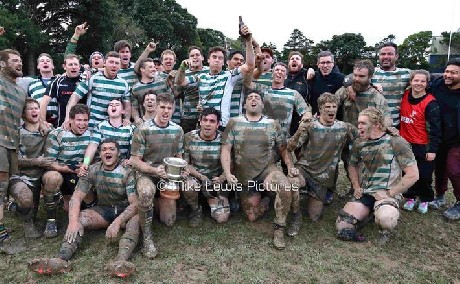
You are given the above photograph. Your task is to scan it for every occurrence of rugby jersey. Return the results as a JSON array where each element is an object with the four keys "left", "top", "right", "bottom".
[
  {"left": 28, "top": 76, "right": 57, "bottom": 122},
  {"left": 117, "top": 62, "right": 138, "bottom": 88},
  {"left": 253, "top": 83, "right": 310, "bottom": 135},
  {"left": 371, "top": 67, "right": 411, "bottom": 127},
  {"left": 290, "top": 120, "right": 357, "bottom": 188},
  {"left": 222, "top": 115, "right": 285, "bottom": 184},
  {"left": 131, "top": 119, "right": 183, "bottom": 167},
  {"left": 45, "top": 127, "right": 91, "bottom": 169},
  {"left": 184, "top": 130, "right": 222, "bottom": 179},
  {"left": 74, "top": 73, "right": 130, "bottom": 130},
  {"left": 90, "top": 120, "right": 135, "bottom": 160},
  {"left": 0, "top": 75, "right": 27, "bottom": 149},
  {"left": 131, "top": 78, "right": 171, "bottom": 118},
  {"left": 186, "top": 68, "right": 243, "bottom": 126},
  {"left": 349, "top": 134, "right": 416, "bottom": 194},
  {"left": 77, "top": 161, "right": 135, "bottom": 206}
]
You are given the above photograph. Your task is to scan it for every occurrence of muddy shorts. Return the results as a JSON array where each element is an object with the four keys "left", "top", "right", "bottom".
[{"left": 89, "top": 204, "right": 128, "bottom": 223}]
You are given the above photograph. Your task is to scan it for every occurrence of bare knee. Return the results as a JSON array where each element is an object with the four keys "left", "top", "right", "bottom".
[
  {"left": 11, "top": 182, "right": 34, "bottom": 209},
  {"left": 43, "top": 171, "right": 63, "bottom": 192},
  {"left": 137, "top": 182, "right": 155, "bottom": 209},
  {"left": 375, "top": 205, "right": 399, "bottom": 230}
]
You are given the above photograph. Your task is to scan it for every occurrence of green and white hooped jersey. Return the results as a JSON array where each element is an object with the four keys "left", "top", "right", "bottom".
[
  {"left": 371, "top": 67, "right": 411, "bottom": 127},
  {"left": 117, "top": 62, "right": 139, "bottom": 89},
  {"left": 74, "top": 73, "right": 130, "bottom": 130},
  {"left": 28, "top": 77, "right": 57, "bottom": 120},
  {"left": 131, "top": 78, "right": 172, "bottom": 118},
  {"left": 184, "top": 130, "right": 222, "bottom": 180},
  {"left": 90, "top": 120, "right": 135, "bottom": 160},
  {"left": 186, "top": 68, "right": 243, "bottom": 127},
  {"left": 45, "top": 127, "right": 91, "bottom": 169},
  {"left": 182, "top": 67, "right": 210, "bottom": 120}
]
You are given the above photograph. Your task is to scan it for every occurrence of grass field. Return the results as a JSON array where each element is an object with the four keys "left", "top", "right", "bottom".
[{"left": 1, "top": 170, "right": 459, "bottom": 283}]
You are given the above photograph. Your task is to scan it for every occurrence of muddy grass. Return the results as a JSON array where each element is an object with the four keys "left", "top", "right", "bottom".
[{"left": 1, "top": 170, "right": 459, "bottom": 283}]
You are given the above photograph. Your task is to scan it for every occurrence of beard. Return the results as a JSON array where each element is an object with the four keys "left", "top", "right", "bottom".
[
  {"left": 352, "top": 81, "right": 369, "bottom": 93},
  {"left": 3, "top": 65, "right": 23, "bottom": 78}
]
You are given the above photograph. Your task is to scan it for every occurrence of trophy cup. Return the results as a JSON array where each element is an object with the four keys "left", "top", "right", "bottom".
[{"left": 160, "top": 157, "right": 188, "bottom": 200}]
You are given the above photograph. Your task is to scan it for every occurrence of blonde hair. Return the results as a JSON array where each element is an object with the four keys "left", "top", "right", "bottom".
[{"left": 359, "top": 107, "right": 386, "bottom": 131}]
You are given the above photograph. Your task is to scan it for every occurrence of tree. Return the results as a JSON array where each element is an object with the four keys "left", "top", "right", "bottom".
[
  {"left": 440, "top": 31, "right": 460, "bottom": 53},
  {"left": 281, "top": 29, "right": 314, "bottom": 64},
  {"left": 325, "top": 33, "right": 367, "bottom": 74},
  {"left": 398, "top": 31, "right": 432, "bottom": 70},
  {"left": 197, "top": 28, "right": 226, "bottom": 56}
]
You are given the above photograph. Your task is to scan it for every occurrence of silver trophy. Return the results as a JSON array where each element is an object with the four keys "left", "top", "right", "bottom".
[{"left": 161, "top": 157, "right": 188, "bottom": 200}]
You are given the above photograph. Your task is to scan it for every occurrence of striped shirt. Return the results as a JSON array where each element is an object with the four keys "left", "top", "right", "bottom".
[
  {"left": 131, "top": 78, "right": 172, "bottom": 118},
  {"left": 117, "top": 62, "right": 138, "bottom": 88},
  {"left": 90, "top": 120, "right": 135, "bottom": 160},
  {"left": 46, "top": 75, "right": 82, "bottom": 127},
  {"left": 45, "top": 127, "right": 91, "bottom": 169},
  {"left": 131, "top": 120, "right": 183, "bottom": 167},
  {"left": 335, "top": 86, "right": 390, "bottom": 128},
  {"left": 17, "top": 125, "right": 50, "bottom": 178},
  {"left": 76, "top": 161, "right": 135, "bottom": 206},
  {"left": 371, "top": 67, "right": 411, "bottom": 127},
  {"left": 222, "top": 115, "right": 285, "bottom": 184},
  {"left": 349, "top": 134, "right": 416, "bottom": 194},
  {"left": 253, "top": 83, "right": 310, "bottom": 135},
  {"left": 181, "top": 67, "right": 209, "bottom": 120},
  {"left": 290, "top": 120, "right": 358, "bottom": 188},
  {"left": 0, "top": 75, "right": 27, "bottom": 149},
  {"left": 254, "top": 71, "right": 273, "bottom": 87},
  {"left": 184, "top": 130, "right": 222, "bottom": 179},
  {"left": 74, "top": 73, "right": 130, "bottom": 130},
  {"left": 186, "top": 68, "right": 243, "bottom": 126},
  {"left": 28, "top": 76, "right": 57, "bottom": 121},
  {"left": 230, "top": 78, "right": 243, "bottom": 118},
  {"left": 158, "top": 71, "right": 181, "bottom": 124}
]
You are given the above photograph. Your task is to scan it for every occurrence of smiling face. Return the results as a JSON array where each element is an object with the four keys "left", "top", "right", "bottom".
[
  {"left": 37, "top": 55, "right": 54, "bottom": 74},
  {"left": 199, "top": 113, "right": 219, "bottom": 140},
  {"left": 444, "top": 64, "right": 460, "bottom": 89},
  {"left": 63, "top": 57, "right": 81, "bottom": 78},
  {"left": 227, "top": 53, "right": 244, "bottom": 70},
  {"left": 272, "top": 64, "right": 287, "bottom": 86},
  {"left": 100, "top": 142, "right": 119, "bottom": 169},
  {"left": 378, "top": 46, "right": 398, "bottom": 71},
  {"left": 317, "top": 55, "right": 334, "bottom": 76},
  {"left": 410, "top": 73, "right": 428, "bottom": 94},
  {"left": 141, "top": 61, "right": 156, "bottom": 80},
  {"left": 319, "top": 102, "right": 338, "bottom": 125},
  {"left": 2, "top": 53, "right": 23, "bottom": 78},
  {"left": 162, "top": 53, "right": 176, "bottom": 72},
  {"left": 70, "top": 113, "right": 89, "bottom": 135}
]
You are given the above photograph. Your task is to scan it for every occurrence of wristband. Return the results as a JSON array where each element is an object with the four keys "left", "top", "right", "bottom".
[{"left": 83, "top": 156, "right": 91, "bottom": 166}]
